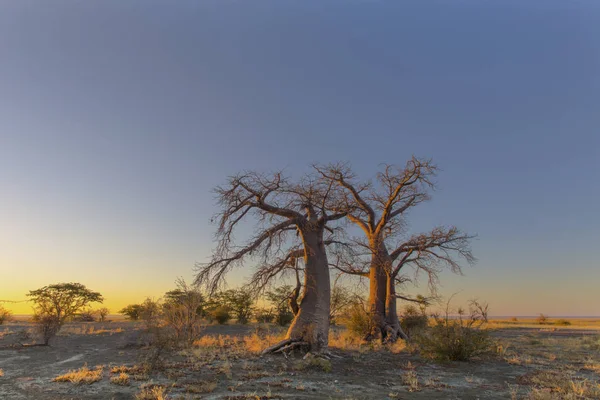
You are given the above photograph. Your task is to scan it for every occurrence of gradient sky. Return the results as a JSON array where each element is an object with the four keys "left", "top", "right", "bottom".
[{"left": 1, "top": 0, "right": 599, "bottom": 316}]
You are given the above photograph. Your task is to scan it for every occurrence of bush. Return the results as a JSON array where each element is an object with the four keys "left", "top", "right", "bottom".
[
  {"left": 555, "top": 319, "right": 571, "bottom": 326},
  {"left": 161, "top": 279, "right": 204, "bottom": 345},
  {"left": 415, "top": 300, "right": 493, "bottom": 362},
  {"left": 96, "top": 307, "right": 110, "bottom": 322},
  {"left": 536, "top": 313, "right": 548, "bottom": 324},
  {"left": 73, "top": 309, "right": 96, "bottom": 322},
  {"left": 0, "top": 305, "right": 12, "bottom": 325},
  {"left": 255, "top": 308, "right": 275, "bottom": 323},
  {"left": 120, "top": 304, "right": 144, "bottom": 321},
  {"left": 343, "top": 301, "right": 372, "bottom": 338},
  {"left": 265, "top": 285, "right": 297, "bottom": 326},
  {"left": 400, "top": 305, "right": 429, "bottom": 338},
  {"left": 211, "top": 306, "right": 231, "bottom": 325},
  {"left": 33, "top": 313, "right": 61, "bottom": 345},
  {"left": 274, "top": 308, "right": 294, "bottom": 326},
  {"left": 221, "top": 289, "right": 254, "bottom": 324}
]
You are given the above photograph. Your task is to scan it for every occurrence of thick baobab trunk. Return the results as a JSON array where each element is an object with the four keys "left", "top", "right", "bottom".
[
  {"left": 284, "top": 227, "right": 331, "bottom": 352},
  {"left": 384, "top": 274, "right": 408, "bottom": 342}
]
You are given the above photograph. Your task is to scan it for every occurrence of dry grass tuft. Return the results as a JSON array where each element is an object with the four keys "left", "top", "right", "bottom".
[
  {"left": 135, "top": 383, "right": 167, "bottom": 400},
  {"left": 110, "top": 372, "right": 130, "bottom": 386},
  {"left": 52, "top": 365, "right": 103, "bottom": 385},
  {"left": 518, "top": 369, "right": 600, "bottom": 399},
  {"left": 401, "top": 370, "right": 420, "bottom": 392},
  {"left": 185, "top": 380, "right": 218, "bottom": 393},
  {"left": 0, "top": 368, "right": 4, "bottom": 377}
]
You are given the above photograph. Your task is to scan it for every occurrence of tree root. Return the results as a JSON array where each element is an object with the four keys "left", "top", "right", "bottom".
[{"left": 261, "top": 338, "right": 299, "bottom": 356}]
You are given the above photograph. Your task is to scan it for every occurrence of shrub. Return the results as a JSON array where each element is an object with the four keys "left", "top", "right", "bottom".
[
  {"left": 96, "top": 307, "right": 110, "bottom": 322},
  {"left": 73, "top": 309, "right": 96, "bottom": 322},
  {"left": 265, "top": 285, "right": 297, "bottom": 326},
  {"left": 415, "top": 300, "right": 493, "bottom": 362},
  {"left": 555, "top": 319, "right": 571, "bottom": 326},
  {"left": 32, "top": 313, "right": 61, "bottom": 345},
  {"left": 162, "top": 279, "right": 204, "bottom": 345},
  {"left": 343, "top": 301, "right": 372, "bottom": 338},
  {"left": 139, "top": 298, "right": 162, "bottom": 330},
  {"left": 536, "top": 314, "right": 548, "bottom": 324},
  {"left": 400, "top": 305, "right": 429, "bottom": 338},
  {"left": 211, "top": 306, "right": 231, "bottom": 325},
  {"left": 0, "top": 305, "right": 12, "bottom": 325},
  {"left": 274, "top": 308, "right": 294, "bottom": 326},
  {"left": 222, "top": 288, "right": 254, "bottom": 324},
  {"left": 120, "top": 304, "right": 144, "bottom": 320},
  {"left": 297, "top": 356, "right": 332, "bottom": 372},
  {"left": 255, "top": 308, "right": 275, "bottom": 323}
]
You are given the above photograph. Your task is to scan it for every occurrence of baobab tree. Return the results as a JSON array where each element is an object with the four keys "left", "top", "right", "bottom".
[
  {"left": 317, "top": 157, "right": 475, "bottom": 342},
  {"left": 384, "top": 226, "right": 475, "bottom": 340},
  {"left": 195, "top": 171, "right": 348, "bottom": 352}
]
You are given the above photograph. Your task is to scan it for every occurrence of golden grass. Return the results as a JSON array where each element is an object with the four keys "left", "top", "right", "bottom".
[
  {"left": 135, "top": 384, "right": 167, "bottom": 400},
  {"left": 192, "top": 332, "right": 285, "bottom": 357},
  {"left": 485, "top": 318, "right": 600, "bottom": 330},
  {"left": 185, "top": 380, "right": 217, "bottom": 393},
  {"left": 110, "top": 372, "right": 130, "bottom": 386},
  {"left": 52, "top": 365, "right": 103, "bottom": 385},
  {"left": 0, "top": 368, "right": 4, "bottom": 377}
]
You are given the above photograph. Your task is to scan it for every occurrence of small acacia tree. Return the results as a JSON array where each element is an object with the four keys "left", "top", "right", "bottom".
[
  {"left": 120, "top": 304, "right": 144, "bottom": 320},
  {"left": 222, "top": 288, "right": 254, "bottom": 324},
  {"left": 95, "top": 307, "right": 110, "bottom": 322},
  {"left": 27, "top": 282, "right": 103, "bottom": 344},
  {"left": 27, "top": 283, "right": 104, "bottom": 324},
  {"left": 0, "top": 304, "right": 13, "bottom": 325},
  {"left": 162, "top": 279, "right": 205, "bottom": 344}
]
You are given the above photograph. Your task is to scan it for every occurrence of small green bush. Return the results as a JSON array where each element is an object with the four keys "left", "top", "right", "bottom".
[
  {"left": 211, "top": 306, "right": 231, "bottom": 325},
  {"left": 400, "top": 305, "right": 429, "bottom": 338},
  {"left": 297, "top": 357, "right": 332, "bottom": 372},
  {"left": 415, "top": 300, "right": 493, "bottom": 362},
  {"left": 274, "top": 308, "right": 294, "bottom": 326},
  {"left": 255, "top": 308, "right": 275, "bottom": 323},
  {"left": 33, "top": 313, "right": 61, "bottom": 345},
  {"left": 343, "top": 302, "right": 371, "bottom": 338},
  {"left": 73, "top": 309, "right": 96, "bottom": 322},
  {"left": 0, "top": 306, "right": 12, "bottom": 325},
  {"left": 554, "top": 319, "right": 571, "bottom": 326}
]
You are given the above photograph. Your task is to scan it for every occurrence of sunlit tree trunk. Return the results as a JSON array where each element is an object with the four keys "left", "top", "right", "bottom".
[{"left": 285, "top": 224, "right": 330, "bottom": 351}]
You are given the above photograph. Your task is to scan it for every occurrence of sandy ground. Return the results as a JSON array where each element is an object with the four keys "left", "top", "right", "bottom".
[{"left": 1, "top": 321, "right": 599, "bottom": 399}]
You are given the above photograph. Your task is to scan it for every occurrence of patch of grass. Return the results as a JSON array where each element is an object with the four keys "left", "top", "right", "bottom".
[
  {"left": 110, "top": 372, "right": 130, "bottom": 386},
  {"left": 401, "top": 370, "right": 420, "bottom": 392},
  {"left": 296, "top": 356, "right": 332, "bottom": 373},
  {"left": 185, "top": 380, "right": 218, "bottom": 393},
  {"left": 554, "top": 319, "right": 571, "bottom": 326},
  {"left": 52, "top": 365, "right": 103, "bottom": 385},
  {"left": 135, "top": 383, "right": 167, "bottom": 400},
  {"left": 518, "top": 369, "right": 600, "bottom": 399},
  {"left": 416, "top": 318, "right": 493, "bottom": 362}
]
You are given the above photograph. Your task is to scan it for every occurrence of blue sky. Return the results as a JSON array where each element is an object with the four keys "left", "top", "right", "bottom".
[{"left": 1, "top": 0, "right": 599, "bottom": 315}]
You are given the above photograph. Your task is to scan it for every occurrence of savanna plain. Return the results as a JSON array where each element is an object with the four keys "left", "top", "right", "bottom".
[{"left": 1, "top": 315, "right": 599, "bottom": 400}]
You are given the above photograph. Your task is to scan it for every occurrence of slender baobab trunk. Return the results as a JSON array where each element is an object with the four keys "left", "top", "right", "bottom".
[
  {"left": 367, "top": 241, "right": 408, "bottom": 342},
  {"left": 285, "top": 225, "right": 331, "bottom": 351},
  {"left": 385, "top": 273, "right": 408, "bottom": 341}
]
